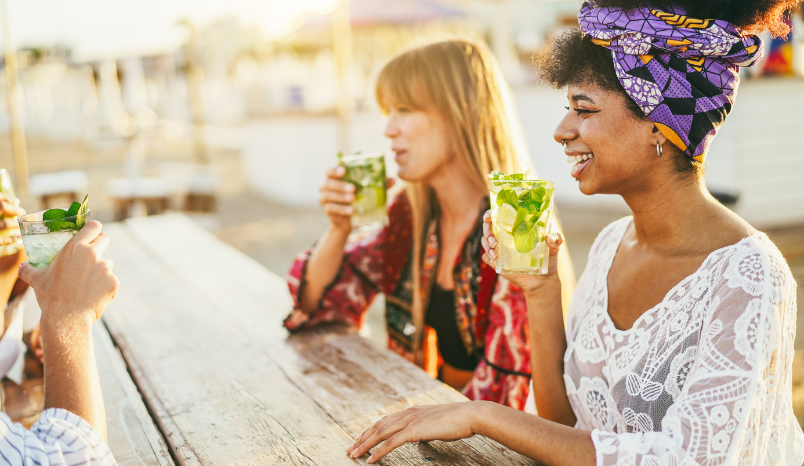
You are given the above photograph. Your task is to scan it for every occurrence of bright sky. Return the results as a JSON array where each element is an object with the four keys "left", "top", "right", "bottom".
[{"left": 3, "top": 0, "right": 340, "bottom": 61}]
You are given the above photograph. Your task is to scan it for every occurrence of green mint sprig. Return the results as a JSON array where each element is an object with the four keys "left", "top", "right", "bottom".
[
  {"left": 489, "top": 171, "right": 554, "bottom": 253},
  {"left": 43, "top": 195, "right": 89, "bottom": 232}
]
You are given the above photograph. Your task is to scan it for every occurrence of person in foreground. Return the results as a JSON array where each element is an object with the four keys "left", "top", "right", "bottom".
[
  {"left": 346, "top": 0, "right": 804, "bottom": 464},
  {"left": 1, "top": 220, "right": 119, "bottom": 465},
  {"left": 284, "top": 37, "right": 574, "bottom": 408}
]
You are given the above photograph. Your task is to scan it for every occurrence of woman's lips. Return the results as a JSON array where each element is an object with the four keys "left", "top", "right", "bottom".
[
  {"left": 394, "top": 150, "right": 407, "bottom": 161},
  {"left": 570, "top": 157, "right": 593, "bottom": 179}
]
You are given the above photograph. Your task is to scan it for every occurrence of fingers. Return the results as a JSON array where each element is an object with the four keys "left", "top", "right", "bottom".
[
  {"left": 387, "top": 178, "right": 396, "bottom": 189},
  {"left": 0, "top": 218, "right": 18, "bottom": 229},
  {"left": 367, "top": 429, "right": 411, "bottom": 463},
  {"left": 320, "top": 177, "right": 355, "bottom": 194},
  {"left": 73, "top": 221, "right": 103, "bottom": 244},
  {"left": 323, "top": 203, "right": 353, "bottom": 217},
  {"left": 546, "top": 232, "right": 564, "bottom": 273},
  {"left": 350, "top": 417, "right": 410, "bottom": 461},
  {"left": 0, "top": 195, "right": 22, "bottom": 218},
  {"left": 89, "top": 232, "right": 110, "bottom": 254},
  {"left": 348, "top": 410, "right": 409, "bottom": 457},
  {"left": 18, "top": 262, "right": 44, "bottom": 287},
  {"left": 325, "top": 165, "right": 347, "bottom": 180},
  {"left": 319, "top": 189, "right": 354, "bottom": 205}
]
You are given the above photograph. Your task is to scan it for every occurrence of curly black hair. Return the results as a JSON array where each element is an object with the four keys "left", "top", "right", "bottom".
[{"left": 533, "top": 0, "right": 801, "bottom": 175}]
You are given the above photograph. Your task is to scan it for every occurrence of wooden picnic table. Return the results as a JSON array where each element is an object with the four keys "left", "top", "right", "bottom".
[{"left": 97, "top": 213, "right": 540, "bottom": 465}]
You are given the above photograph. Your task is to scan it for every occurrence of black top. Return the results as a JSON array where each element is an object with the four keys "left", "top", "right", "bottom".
[{"left": 425, "top": 284, "right": 480, "bottom": 372}]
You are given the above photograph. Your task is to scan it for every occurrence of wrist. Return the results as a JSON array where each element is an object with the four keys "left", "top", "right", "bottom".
[
  {"left": 521, "top": 274, "right": 561, "bottom": 298},
  {"left": 330, "top": 222, "right": 352, "bottom": 237},
  {"left": 469, "top": 401, "right": 496, "bottom": 437},
  {"left": 41, "top": 310, "right": 94, "bottom": 336}
]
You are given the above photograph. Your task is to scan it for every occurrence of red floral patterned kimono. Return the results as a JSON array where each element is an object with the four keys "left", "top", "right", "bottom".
[{"left": 284, "top": 193, "right": 532, "bottom": 410}]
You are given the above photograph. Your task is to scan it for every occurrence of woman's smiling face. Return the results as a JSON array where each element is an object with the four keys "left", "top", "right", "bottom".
[{"left": 553, "top": 83, "right": 663, "bottom": 196}]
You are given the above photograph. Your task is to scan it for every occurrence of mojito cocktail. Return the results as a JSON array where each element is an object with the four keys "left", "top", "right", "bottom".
[
  {"left": 19, "top": 196, "right": 90, "bottom": 268},
  {"left": 0, "top": 169, "right": 22, "bottom": 256},
  {"left": 339, "top": 152, "right": 387, "bottom": 228},
  {"left": 488, "top": 172, "right": 554, "bottom": 275}
]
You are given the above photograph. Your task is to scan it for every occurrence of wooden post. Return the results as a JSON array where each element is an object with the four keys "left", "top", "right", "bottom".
[
  {"left": 0, "top": 0, "right": 28, "bottom": 194},
  {"left": 331, "top": 0, "right": 353, "bottom": 154},
  {"left": 183, "top": 21, "right": 208, "bottom": 165}
]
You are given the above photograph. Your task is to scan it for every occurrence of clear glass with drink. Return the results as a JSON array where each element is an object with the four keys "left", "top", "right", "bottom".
[
  {"left": 19, "top": 196, "right": 90, "bottom": 268},
  {"left": 488, "top": 172, "right": 555, "bottom": 275},
  {"left": 338, "top": 152, "right": 388, "bottom": 229},
  {"left": 0, "top": 169, "right": 23, "bottom": 256}
]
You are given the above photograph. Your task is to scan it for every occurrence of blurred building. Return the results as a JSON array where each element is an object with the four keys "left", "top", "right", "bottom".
[{"left": 0, "top": 0, "right": 802, "bottom": 228}]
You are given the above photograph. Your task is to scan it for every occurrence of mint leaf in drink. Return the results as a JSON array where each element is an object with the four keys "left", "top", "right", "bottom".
[
  {"left": 47, "top": 220, "right": 77, "bottom": 232},
  {"left": 496, "top": 188, "right": 518, "bottom": 209},
  {"left": 43, "top": 209, "right": 68, "bottom": 221},
  {"left": 75, "top": 195, "right": 89, "bottom": 229},
  {"left": 488, "top": 170, "right": 506, "bottom": 181},
  {"left": 510, "top": 173, "right": 524, "bottom": 181},
  {"left": 512, "top": 217, "right": 545, "bottom": 253},
  {"left": 67, "top": 201, "right": 81, "bottom": 217}
]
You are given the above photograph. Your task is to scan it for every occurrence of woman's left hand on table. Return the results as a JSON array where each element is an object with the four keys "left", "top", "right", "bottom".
[{"left": 346, "top": 402, "right": 478, "bottom": 463}]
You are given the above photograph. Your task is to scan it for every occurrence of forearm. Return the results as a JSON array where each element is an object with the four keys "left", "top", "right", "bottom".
[
  {"left": 300, "top": 225, "right": 351, "bottom": 311},
  {"left": 526, "top": 278, "right": 575, "bottom": 425},
  {"left": 41, "top": 315, "right": 107, "bottom": 441},
  {"left": 473, "top": 401, "right": 595, "bottom": 466}
]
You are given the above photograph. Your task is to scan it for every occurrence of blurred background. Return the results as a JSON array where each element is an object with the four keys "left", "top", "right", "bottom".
[{"left": 0, "top": 0, "right": 801, "bottom": 423}]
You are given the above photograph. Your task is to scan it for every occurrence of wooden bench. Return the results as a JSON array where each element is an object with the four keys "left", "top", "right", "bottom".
[{"left": 95, "top": 213, "right": 539, "bottom": 465}]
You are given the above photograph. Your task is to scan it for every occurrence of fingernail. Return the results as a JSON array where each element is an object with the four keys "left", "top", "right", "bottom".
[
  {"left": 367, "top": 455, "right": 375, "bottom": 463},
  {"left": 18, "top": 262, "right": 22, "bottom": 268}
]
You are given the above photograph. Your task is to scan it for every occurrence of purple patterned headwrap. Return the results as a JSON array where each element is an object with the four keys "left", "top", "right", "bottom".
[{"left": 578, "top": 2, "right": 764, "bottom": 160}]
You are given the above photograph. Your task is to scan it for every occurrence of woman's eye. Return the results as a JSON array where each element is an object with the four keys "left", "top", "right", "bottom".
[{"left": 564, "top": 106, "right": 595, "bottom": 115}]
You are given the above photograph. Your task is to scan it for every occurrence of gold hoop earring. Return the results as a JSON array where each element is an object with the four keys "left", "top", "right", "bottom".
[{"left": 656, "top": 142, "right": 663, "bottom": 158}]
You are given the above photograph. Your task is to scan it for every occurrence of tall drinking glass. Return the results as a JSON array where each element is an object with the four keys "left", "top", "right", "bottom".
[
  {"left": 338, "top": 152, "right": 387, "bottom": 229},
  {"left": 489, "top": 179, "right": 555, "bottom": 275},
  {"left": 0, "top": 169, "right": 23, "bottom": 256},
  {"left": 18, "top": 208, "right": 91, "bottom": 268}
]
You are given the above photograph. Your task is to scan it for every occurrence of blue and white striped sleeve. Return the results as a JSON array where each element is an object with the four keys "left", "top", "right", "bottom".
[{"left": 0, "top": 408, "right": 116, "bottom": 465}]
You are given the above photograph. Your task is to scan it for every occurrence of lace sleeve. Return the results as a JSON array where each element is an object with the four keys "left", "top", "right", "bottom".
[{"left": 591, "top": 240, "right": 804, "bottom": 466}]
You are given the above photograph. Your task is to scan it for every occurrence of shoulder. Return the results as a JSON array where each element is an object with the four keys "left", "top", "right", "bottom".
[{"left": 717, "top": 233, "right": 795, "bottom": 305}]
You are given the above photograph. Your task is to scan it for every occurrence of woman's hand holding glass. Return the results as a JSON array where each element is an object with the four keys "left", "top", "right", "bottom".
[
  {"left": 480, "top": 210, "right": 564, "bottom": 294},
  {"left": 319, "top": 166, "right": 356, "bottom": 232}
]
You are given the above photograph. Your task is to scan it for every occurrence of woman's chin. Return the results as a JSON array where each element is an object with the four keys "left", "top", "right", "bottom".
[{"left": 577, "top": 177, "right": 597, "bottom": 196}]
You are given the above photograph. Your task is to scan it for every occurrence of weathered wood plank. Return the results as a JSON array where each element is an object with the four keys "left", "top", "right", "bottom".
[
  {"left": 94, "top": 323, "right": 174, "bottom": 466},
  {"left": 121, "top": 214, "right": 539, "bottom": 465},
  {"left": 102, "top": 223, "right": 362, "bottom": 466}
]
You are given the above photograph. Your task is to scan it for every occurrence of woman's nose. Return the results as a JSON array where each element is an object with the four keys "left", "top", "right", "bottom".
[
  {"left": 384, "top": 114, "right": 400, "bottom": 138},
  {"left": 553, "top": 110, "right": 577, "bottom": 145}
]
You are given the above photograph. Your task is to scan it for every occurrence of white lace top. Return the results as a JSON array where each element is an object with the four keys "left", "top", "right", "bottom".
[{"left": 564, "top": 217, "right": 804, "bottom": 466}]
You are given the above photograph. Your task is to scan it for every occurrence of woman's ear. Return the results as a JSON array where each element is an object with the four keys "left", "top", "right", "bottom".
[{"left": 651, "top": 124, "right": 668, "bottom": 148}]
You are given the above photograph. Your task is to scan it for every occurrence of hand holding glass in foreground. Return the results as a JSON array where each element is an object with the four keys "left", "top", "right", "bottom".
[
  {"left": 18, "top": 220, "right": 119, "bottom": 440},
  {"left": 481, "top": 210, "right": 564, "bottom": 295}
]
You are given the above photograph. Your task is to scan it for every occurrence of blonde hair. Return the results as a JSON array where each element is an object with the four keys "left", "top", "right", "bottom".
[{"left": 375, "top": 37, "right": 531, "bottom": 347}]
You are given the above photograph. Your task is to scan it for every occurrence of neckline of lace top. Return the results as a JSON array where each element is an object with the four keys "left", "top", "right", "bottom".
[{"left": 598, "top": 217, "right": 767, "bottom": 335}]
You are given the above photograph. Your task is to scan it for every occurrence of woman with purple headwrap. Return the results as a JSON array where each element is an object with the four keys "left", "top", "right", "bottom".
[{"left": 346, "top": 1, "right": 804, "bottom": 465}]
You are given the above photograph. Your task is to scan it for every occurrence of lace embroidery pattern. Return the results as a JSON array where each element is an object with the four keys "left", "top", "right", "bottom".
[{"left": 564, "top": 217, "right": 804, "bottom": 465}]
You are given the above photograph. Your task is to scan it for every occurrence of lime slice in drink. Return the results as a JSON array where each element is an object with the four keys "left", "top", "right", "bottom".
[{"left": 497, "top": 203, "right": 517, "bottom": 227}]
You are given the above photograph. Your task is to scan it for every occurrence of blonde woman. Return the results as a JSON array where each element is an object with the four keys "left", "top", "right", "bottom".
[{"left": 284, "top": 37, "right": 573, "bottom": 409}]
